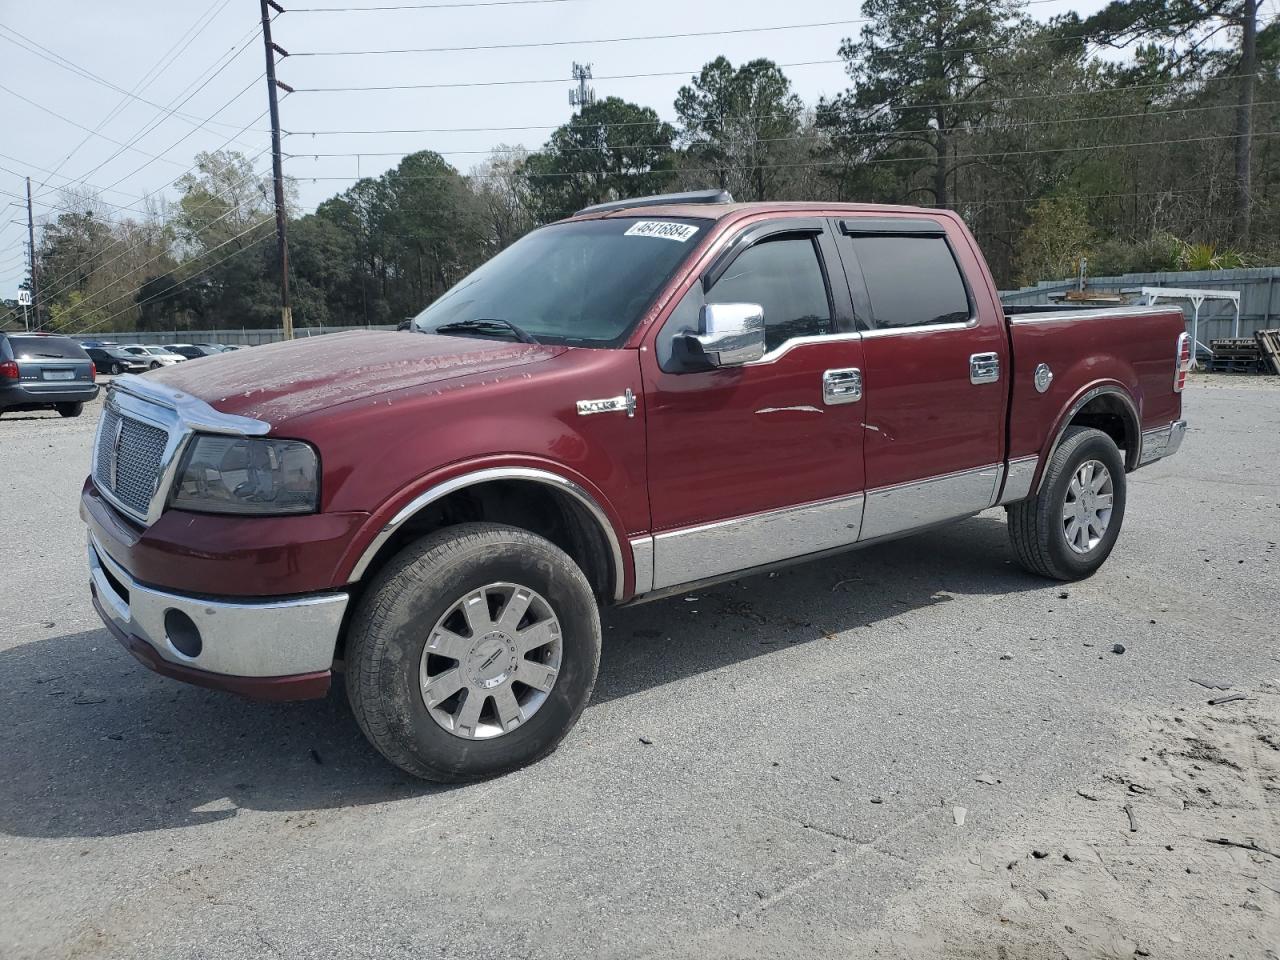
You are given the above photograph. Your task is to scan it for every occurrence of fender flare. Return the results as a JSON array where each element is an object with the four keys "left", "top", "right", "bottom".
[
  {"left": 345, "top": 466, "right": 629, "bottom": 601},
  {"left": 1035, "top": 383, "right": 1141, "bottom": 493}
]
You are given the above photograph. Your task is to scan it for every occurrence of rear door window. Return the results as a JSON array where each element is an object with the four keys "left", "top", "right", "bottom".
[
  {"left": 8, "top": 336, "right": 89, "bottom": 360},
  {"left": 848, "top": 235, "right": 970, "bottom": 330}
]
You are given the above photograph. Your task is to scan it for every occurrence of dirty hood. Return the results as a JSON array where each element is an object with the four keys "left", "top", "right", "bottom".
[{"left": 144, "top": 330, "right": 564, "bottom": 425}]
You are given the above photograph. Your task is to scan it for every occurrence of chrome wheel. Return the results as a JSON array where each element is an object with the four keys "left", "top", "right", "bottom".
[
  {"left": 1062, "top": 459, "right": 1114, "bottom": 554},
  {"left": 419, "top": 582, "right": 563, "bottom": 740}
]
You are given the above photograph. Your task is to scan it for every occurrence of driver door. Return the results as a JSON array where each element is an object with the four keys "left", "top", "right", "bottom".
[{"left": 638, "top": 218, "right": 866, "bottom": 592}]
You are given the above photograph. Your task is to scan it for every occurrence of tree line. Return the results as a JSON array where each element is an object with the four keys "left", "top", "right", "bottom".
[{"left": 7, "top": 0, "right": 1277, "bottom": 335}]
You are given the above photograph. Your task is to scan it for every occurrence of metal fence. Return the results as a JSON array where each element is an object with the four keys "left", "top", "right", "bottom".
[
  {"left": 71, "top": 324, "right": 397, "bottom": 347},
  {"left": 1001, "top": 267, "right": 1280, "bottom": 342}
]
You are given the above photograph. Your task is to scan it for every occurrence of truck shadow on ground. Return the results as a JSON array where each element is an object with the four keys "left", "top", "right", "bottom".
[{"left": 0, "top": 513, "right": 1043, "bottom": 840}]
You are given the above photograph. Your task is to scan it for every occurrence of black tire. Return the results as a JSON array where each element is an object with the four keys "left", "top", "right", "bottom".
[
  {"left": 110, "top": 362, "right": 123, "bottom": 375},
  {"left": 345, "top": 522, "right": 601, "bottom": 782},
  {"left": 1007, "top": 426, "right": 1127, "bottom": 581},
  {"left": 149, "top": 361, "right": 161, "bottom": 370},
  {"left": 56, "top": 402, "right": 84, "bottom": 418}
]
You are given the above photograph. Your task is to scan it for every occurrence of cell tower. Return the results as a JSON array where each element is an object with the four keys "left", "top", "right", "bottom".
[{"left": 569, "top": 62, "right": 596, "bottom": 112}]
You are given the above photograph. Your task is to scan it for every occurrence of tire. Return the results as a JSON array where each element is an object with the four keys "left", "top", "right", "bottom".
[
  {"left": 56, "top": 403, "right": 84, "bottom": 418},
  {"left": 110, "top": 363, "right": 123, "bottom": 375},
  {"left": 345, "top": 522, "right": 601, "bottom": 782},
  {"left": 149, "top": 361, "right": 161, "bottom": 370},
  {"left": 1007, "top": 426, "right": 1127, "bottom": 581}
]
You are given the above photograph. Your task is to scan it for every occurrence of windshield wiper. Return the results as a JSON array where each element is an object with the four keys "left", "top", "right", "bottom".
[{"left": 432, "top": 318, "right": 540, "bottom": 345}]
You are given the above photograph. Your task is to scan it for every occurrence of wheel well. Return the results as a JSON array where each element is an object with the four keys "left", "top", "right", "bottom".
[
  {"left": 1066, "top": 393, "right": 1138, "bottom": 468},
  {"left": 350, "top": 478, "right": 615, "bottom": 610}
]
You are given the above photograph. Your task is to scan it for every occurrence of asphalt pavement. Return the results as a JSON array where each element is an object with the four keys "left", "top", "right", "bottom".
[{"left": 0, "top": 378, "right": 1276, "bottom": 959}]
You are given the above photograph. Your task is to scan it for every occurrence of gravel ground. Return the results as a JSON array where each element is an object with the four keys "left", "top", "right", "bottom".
[{"left": 0, "top": 378, "right": 1277, "bottom": 960}]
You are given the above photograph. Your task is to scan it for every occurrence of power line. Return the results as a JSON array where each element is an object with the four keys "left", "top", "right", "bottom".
[
  {"left": 0, "top": 24, "right": 269, "bottom": 138},
  {"left": 33, "top": 0, "right": 235, "bottom": 196},
  {"left": 49, "top": 227, "right": 276, "bottom": 338},
  {"left": 282, "top": 98, "right": 1280, "bottom": 161},
  {"left": 287, "top": 71, "right": 1262, "bottom": 130},
  {"left": 291, "top": 17, "right": 871, "bottom": 56},
  {"left": 292, "top": 0, "right": 580, "bottom": 8},
  {"left": 45, "top": 216, "right": 274, "bottom": 333},
  {"left": 290, "top": 129, "right": 1280, "bottom": 182}
]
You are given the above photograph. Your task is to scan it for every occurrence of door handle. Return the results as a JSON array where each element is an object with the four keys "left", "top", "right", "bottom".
[
  {"left": 822, "top": 367, "right": 863, "bottom": 405},
  {"left": 970, "top": 352, "right": 1000, "bottom": 385}
]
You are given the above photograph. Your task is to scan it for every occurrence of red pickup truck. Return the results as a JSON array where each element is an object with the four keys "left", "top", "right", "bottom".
[{"left": 82, "top": 192, "right": 1190, "bottom": 781}]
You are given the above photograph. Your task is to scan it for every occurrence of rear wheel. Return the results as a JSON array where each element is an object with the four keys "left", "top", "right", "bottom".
[
  {"left": 345, "top": 522, "right": 601, "bottom": 781},
  {"left": 110, "top": 362, "right": 123, "bottom": 375},
  {"left": 149, "top": 361, "right": 161, "bottom": 370},
  {"left": 56, "top": 402, "right": 84, "bottom": 418},
  {"left": 1007, "top": 426, "right": 1127, "bottom": 581}
]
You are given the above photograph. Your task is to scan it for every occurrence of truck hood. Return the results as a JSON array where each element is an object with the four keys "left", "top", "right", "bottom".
[{"left": 144, "top": 331, "right": 564, "bottom": 426}]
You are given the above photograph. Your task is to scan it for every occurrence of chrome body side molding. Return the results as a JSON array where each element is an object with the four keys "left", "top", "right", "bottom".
[
  {"left": 629, "top": 536, "right": 655, "bottom": 595},
  {"left": 647, "top": 492, "right": 866, "bottom": 592},
  {"left": 1006, "top": 306, "right": 1176, "bottom": 325},
  {"left": 1138, "top": 420, "right": 1188, "bottom": 466},
  {"left": 858, "top": 463, "right": 1003, "bottom": 541},
  {"left": 348, "top": 467, "right": 627, "bottom": 601},
  {"left": 997, "top": 455, "right": 1039, "bottom": 505}
]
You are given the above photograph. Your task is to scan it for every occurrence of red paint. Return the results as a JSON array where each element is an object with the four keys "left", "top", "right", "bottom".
[
  {"left": 93, "top": 591, "right": 331, "bottom": 701},
  {"left": 84, "top": 201, "right": 1184, "bottom": 628}
]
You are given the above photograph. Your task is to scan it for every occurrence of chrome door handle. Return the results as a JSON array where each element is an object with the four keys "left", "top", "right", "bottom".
[
  {"left": 970, "top": 352, "right": 1000, "bottom": 385},
  {"left": 822, "top": 367, "right": 863, "bottom": 405}
]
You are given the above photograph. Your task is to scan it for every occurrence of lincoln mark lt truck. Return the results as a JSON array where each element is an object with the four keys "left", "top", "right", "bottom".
[{"left": 82, "top": 191, "right": 1190, "bottom": 781}]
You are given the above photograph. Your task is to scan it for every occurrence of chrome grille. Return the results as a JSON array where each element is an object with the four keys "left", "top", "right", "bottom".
[{"left": 94, "top": 403, "right": 170, "bottom": 517}]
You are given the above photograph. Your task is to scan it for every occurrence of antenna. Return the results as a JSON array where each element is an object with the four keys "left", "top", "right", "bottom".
[{"left": 569, "top": 62, "right": 596, "bottom": 111}]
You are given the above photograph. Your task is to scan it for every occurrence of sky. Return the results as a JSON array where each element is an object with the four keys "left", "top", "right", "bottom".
[{"left": 0, "top": 0, "right": 1117, "bottom": 299}]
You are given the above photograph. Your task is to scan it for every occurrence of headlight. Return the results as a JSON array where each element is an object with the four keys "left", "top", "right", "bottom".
[{"left": 171, "top": 435, "right": 319, "bottom": 515}]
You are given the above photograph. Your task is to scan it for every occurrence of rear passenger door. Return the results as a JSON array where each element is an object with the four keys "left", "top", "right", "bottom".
[
  {"left": 641, "top": 218, "right": 866, "bottom": 591},
  {"left": 830, "top": 217, "right": 1008, "bottom": 541}
]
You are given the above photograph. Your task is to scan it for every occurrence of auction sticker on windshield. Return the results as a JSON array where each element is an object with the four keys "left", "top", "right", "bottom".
[{"left": 623, "top": 221, "right": 700, "bottom": 242}]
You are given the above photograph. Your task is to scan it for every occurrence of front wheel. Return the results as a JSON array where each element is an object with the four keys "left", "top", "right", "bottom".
[
  {"left": 1006, "top": 426, "right": 1127, "bottom": 581},
  {"left": 345, "top": 523, "right": 601, "bottom": 781},
  {"left": 149, "top": 361, "right": 161, "bottom": 370}
]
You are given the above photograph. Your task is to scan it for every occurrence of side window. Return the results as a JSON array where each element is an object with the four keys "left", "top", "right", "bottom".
[
  {"left": 849, "top": 235, "right": 970, "bottom": 330},
  {"left": 709, "top": 235, "right": 833, "bottom": 351}
]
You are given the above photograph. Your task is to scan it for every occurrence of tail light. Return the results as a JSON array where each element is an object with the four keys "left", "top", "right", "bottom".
[
  {"left": 1174, "top": 332, "right": 1191, "bottom": 392},
  {"left": 0, "top": 360, "right": 18, "bottom": 381}
]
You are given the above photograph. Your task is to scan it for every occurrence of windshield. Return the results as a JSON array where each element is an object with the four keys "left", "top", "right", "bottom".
[
  {"left": 413, "top": 217, "right": 708, "bottom": 347},
  {"left": 144, "top": 346, "right": 167, "bottom": 355}
]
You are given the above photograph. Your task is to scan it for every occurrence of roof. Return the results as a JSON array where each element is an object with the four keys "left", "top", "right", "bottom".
[{"left": 568, "top": 200, "right": 953, "bottom": 223}]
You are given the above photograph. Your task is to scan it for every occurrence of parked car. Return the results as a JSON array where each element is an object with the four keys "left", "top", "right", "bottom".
[
  {"left": 121, "top": 344, "right": 186, "bottom": 369},
  {"left": 84, "top": 347, "right": 150, "bottom": 377},
  {"left": 163, "top": 344, "right": 221, "bottom": 360},
  {"left": 81, "top": 191, "right": 1190, "bottom": 782},
  {"left": 0, "top": 332, "right": 99, "bottom": 417}
]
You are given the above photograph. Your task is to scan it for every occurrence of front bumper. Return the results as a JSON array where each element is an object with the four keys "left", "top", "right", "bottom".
[
  {"left": 88, "top": 534, "right": 349, "bottom": 701},
  {"left": 1138, "top": 419, "right": 1188, "bottom": 467}
]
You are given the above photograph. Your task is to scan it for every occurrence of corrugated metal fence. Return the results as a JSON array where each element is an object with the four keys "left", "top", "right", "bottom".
[
  {"left": 1001, "top": 267, "right": 1280, "bottom": 342},
  {"left": 77, "top": 324, "right": 397, "bottom": 347}
]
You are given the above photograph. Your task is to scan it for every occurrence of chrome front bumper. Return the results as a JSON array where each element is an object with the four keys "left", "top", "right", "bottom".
[
  {"left": 1138, "top": 419, "right": 1188, "bottom": 467},
  {"left": 88, "top": 535, "right": 349, "bottom": 679}
]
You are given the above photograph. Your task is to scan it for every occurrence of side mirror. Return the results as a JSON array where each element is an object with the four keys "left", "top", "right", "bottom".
[{"left": 686, "top": 302, "right": 766, "bottom": 367}]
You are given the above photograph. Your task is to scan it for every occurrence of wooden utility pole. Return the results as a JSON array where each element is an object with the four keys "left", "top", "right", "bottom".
[
  {"left": 260, "top": 0, "right": 294, "bottom": 339},
  {"left": 25, "top": 177, "right": 40, "bottom": 330},
  {"left": 1235, "top": 0, "right": 1258, "bottom": 243}
]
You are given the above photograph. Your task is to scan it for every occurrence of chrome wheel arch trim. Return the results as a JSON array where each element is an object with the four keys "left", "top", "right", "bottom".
[
  {"left": 347, "top": 467, "right": 628, "bottom": 601},
  {"left": 1036, "top": 384, "right": 1141, "bottom": 492}
]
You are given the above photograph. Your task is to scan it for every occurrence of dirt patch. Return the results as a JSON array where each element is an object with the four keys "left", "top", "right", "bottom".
[{"left": 852, "top": 691, "right": 1280, "bottom": 958}]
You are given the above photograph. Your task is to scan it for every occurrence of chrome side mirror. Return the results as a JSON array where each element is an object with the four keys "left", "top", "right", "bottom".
[{"left": 692, "top": 302, "right": 766, "bottom": 367}]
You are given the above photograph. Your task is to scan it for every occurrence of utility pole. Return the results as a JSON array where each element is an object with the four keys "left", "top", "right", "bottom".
[
  {"left": 25, "top": 177, "right": 40, "bottom": 331},
  {"left": 260, "top": 0, "right": 294, "bottom": 339},
  {"left": 1234, "top": 0, "right": 1258, "bottom": 244}
]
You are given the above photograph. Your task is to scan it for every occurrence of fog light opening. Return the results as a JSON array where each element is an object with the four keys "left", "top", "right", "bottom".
[{"left": 164, "top": 609, "right": 203, "bottom": 658}]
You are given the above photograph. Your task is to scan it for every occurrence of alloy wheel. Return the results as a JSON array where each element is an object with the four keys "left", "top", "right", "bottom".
[
  {"left": 1062, "top": 459, "right": 1114, "bottom": 554},
  {"left": 419, "top": 582, "right": 563, "bottom": 740}
]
